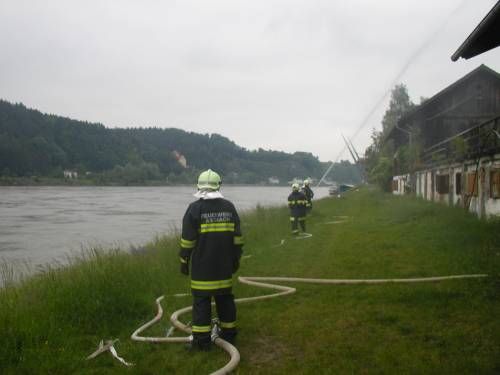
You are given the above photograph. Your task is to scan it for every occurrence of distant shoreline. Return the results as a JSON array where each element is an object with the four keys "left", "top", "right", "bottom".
[{"left": 0, "top": 177, "right": 295, "bottom": 188}]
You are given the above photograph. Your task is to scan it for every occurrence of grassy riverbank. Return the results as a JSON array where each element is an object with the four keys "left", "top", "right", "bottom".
[{"left": 1, "top": 187, "right": 499, "bottom": 374}]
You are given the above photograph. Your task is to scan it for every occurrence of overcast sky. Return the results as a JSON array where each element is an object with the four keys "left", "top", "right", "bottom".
[{"left": 1, "top": 0, "right": 499, "bottom": 162}]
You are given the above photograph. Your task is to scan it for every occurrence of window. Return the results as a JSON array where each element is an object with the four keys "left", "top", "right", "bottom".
[
  {"left": 392, "top": 180, "right": 398, "bottom": 191},
  {"left": 455, "top": 173, "right": 462, "bottom": 195},
  {"left": 491, "top": 170, "right": 500, "bottom": 199},
  {"left": 436, "top": 174, "right": 449, "bottom": 194},
  {"left": 466, "top": 172, "right": 478, "bottom": 197}
]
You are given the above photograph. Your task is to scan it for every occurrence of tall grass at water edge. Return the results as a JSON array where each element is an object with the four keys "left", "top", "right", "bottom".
[{"left": 0, "top": 187, "right": 499, "bottom": 374}]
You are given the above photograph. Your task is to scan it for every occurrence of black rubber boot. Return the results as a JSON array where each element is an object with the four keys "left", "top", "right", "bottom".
[
  {"left": 220, "top": 329, "right": 237, "bottom": 345},
  {"left": 299, "top": 220, "right": 306, "bottom": 232},
  {"left": 187, "top": 334, "right": 212, "bottom": 351}
]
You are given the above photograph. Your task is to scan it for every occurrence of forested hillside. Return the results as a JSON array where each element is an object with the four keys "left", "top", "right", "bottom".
[{"left": 0, "top": 100, "right": 361, "bottom": 185}]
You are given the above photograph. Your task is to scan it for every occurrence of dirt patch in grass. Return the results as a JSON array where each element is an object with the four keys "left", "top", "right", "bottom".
[
  {"left": 335, "top": 317, "right": 360, "bottom": 330},
  {"left": 245, "top": 335, "right": 290, "bottom": 367}
]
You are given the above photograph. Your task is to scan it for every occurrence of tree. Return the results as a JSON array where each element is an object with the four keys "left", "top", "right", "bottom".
[
  {"left": 365, "top": 84, "right": 415, "bottom": 190},
  {"left": 371, "top": 157, "right": 393, "bottom": 192},
  {"left": 381, "top": 84, "right": 414, "bottom": 133}
]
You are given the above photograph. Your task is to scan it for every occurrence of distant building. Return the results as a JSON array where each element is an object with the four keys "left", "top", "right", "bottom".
[
  {"left": 387, "top": 2, "right": 500, "bottom": 217},
  {"left": 268, "top": 176, "right": 280, "bottom": 185},
  {"left": 386, "top": 65, "right": 500, "bottom": 218},
  {"left": 388, "top": 65, "right": 499, "bottom": 155},
  {"left": 172, "top": 150, "right": 187, "bottom": 168},
  {"left": 63, "top": 170, "right": 78, "bottom": 179},
  {"left": 392, "top": 174, "right": 410, "bottom": 196}
]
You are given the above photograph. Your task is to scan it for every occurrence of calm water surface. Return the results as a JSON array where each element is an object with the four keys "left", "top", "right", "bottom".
[{"left": 0, "top": 186, "right": 329, "bottom": 268}]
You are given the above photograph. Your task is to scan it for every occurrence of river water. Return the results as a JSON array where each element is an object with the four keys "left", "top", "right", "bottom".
[{"left": 0, "top": 186, "right": 329, "bottom": 269}]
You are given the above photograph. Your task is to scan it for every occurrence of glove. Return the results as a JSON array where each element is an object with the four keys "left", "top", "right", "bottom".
[
  {"left": 232, "top": 258, "right": 240, "bottom": 273},
  {"left": 180, "top": 257, "right": 189, "bottom": 276}
]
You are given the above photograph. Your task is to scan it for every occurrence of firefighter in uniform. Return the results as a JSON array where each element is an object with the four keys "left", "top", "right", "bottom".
[
  {"left": 179, "top": 169, "right": 243, "bottom": 350},
  {"left": 288, "top": 183, "right": 307, "bottom": 234},
  {"left": 302, "top": 178, "right": 314, "bottom": 213}
]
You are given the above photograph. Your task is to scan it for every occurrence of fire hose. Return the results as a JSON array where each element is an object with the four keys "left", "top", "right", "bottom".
[{"left": 131, "top": 273, "right": 488, "bottom": 374}]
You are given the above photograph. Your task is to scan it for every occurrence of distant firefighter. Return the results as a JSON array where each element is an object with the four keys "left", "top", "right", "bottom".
[
  {"left": 301, "top": 178, "right": 314, "bottom": 213},
  {"left": 288, "top": 183, "right": 307, "bottom": 234}
]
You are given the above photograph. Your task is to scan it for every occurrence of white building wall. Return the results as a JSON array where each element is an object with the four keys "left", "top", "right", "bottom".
[
  {"left": 392, "top": 174, "right": 409, "bottom": 195},
  {"left": 425, "top": 171, "right": 433, "bottom": 201},
  {"left": 415, "top": 173, "right": 421, "bottom": 197},
  {"left": 418, "top": 173, "right": 425, "bottom": 198},
  {"left": 485, "top": 197, "right": 500, "bottom": 217},
  {"left": 482, "top": 159, "right": 500, "bottom": 218},
  {"left": 410, "top": 153, "right": 500, "bottom": 218}
]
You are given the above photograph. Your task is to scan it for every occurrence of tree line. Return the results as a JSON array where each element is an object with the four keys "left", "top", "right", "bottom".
[{"left": 0, "top": 100, "right": 361, "bottom": 185}]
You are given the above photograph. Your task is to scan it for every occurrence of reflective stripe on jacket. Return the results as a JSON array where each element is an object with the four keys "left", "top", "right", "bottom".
[{"left": 288, "top": 191, "right": 307, "bottom": 217}]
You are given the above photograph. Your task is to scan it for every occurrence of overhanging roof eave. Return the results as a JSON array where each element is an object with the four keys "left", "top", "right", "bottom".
[{"left": 451, "top": 1, "right": 500, "bottom": 61}]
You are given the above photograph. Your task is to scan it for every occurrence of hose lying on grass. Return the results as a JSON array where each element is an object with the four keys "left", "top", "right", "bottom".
[
  {"left": 86, "top": 339, "right": 134, "bottom": 366},
  {"left": 131, "top": 273, "right": 488, "bottom": 375},
  {"left": 131, "top": 296, "right": 240, "bottom": 375}
]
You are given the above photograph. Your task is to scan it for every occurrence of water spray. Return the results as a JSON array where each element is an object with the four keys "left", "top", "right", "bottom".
[{"left": 317, "top": 0, "right": 468, "bottom": 186}]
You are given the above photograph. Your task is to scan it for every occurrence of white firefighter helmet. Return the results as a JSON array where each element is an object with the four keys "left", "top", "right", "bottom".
[{"left": 197, "top": 169, "right": 221, "bottom": 190}]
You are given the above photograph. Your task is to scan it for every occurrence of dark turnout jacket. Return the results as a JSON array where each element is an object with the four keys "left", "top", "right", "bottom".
[
  {"left": 179, "top": 198, "right": 243, "bottom": 295},
  {"left": 288, "top": 190, "right": 307, "bottom": 217},
  {"left": 302, "top": 185, "right": 314, "bottom": 202}
]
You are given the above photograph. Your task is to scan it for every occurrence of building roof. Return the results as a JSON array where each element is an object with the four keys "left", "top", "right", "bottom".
[
  {"left": 399, "top": 64, "right": 500, "bottom": 124},
  {"left": 384, "top": 64, "right": 500, "bottom": 142},
  {"left": 451, "top": 1, "right": 500, "bottom": 61}
]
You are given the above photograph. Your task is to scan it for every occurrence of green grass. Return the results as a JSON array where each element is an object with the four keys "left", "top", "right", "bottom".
[{"left": 1, "top": 187, "right": 499, "bottom": 374}]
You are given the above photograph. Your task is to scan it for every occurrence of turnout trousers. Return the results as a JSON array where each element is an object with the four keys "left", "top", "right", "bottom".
[
  {"left": 192, "top": 292, "right": 237, "bottom": 347},
  {"left": 290, "top": 216, "right": 306, "bottom": 234}
]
